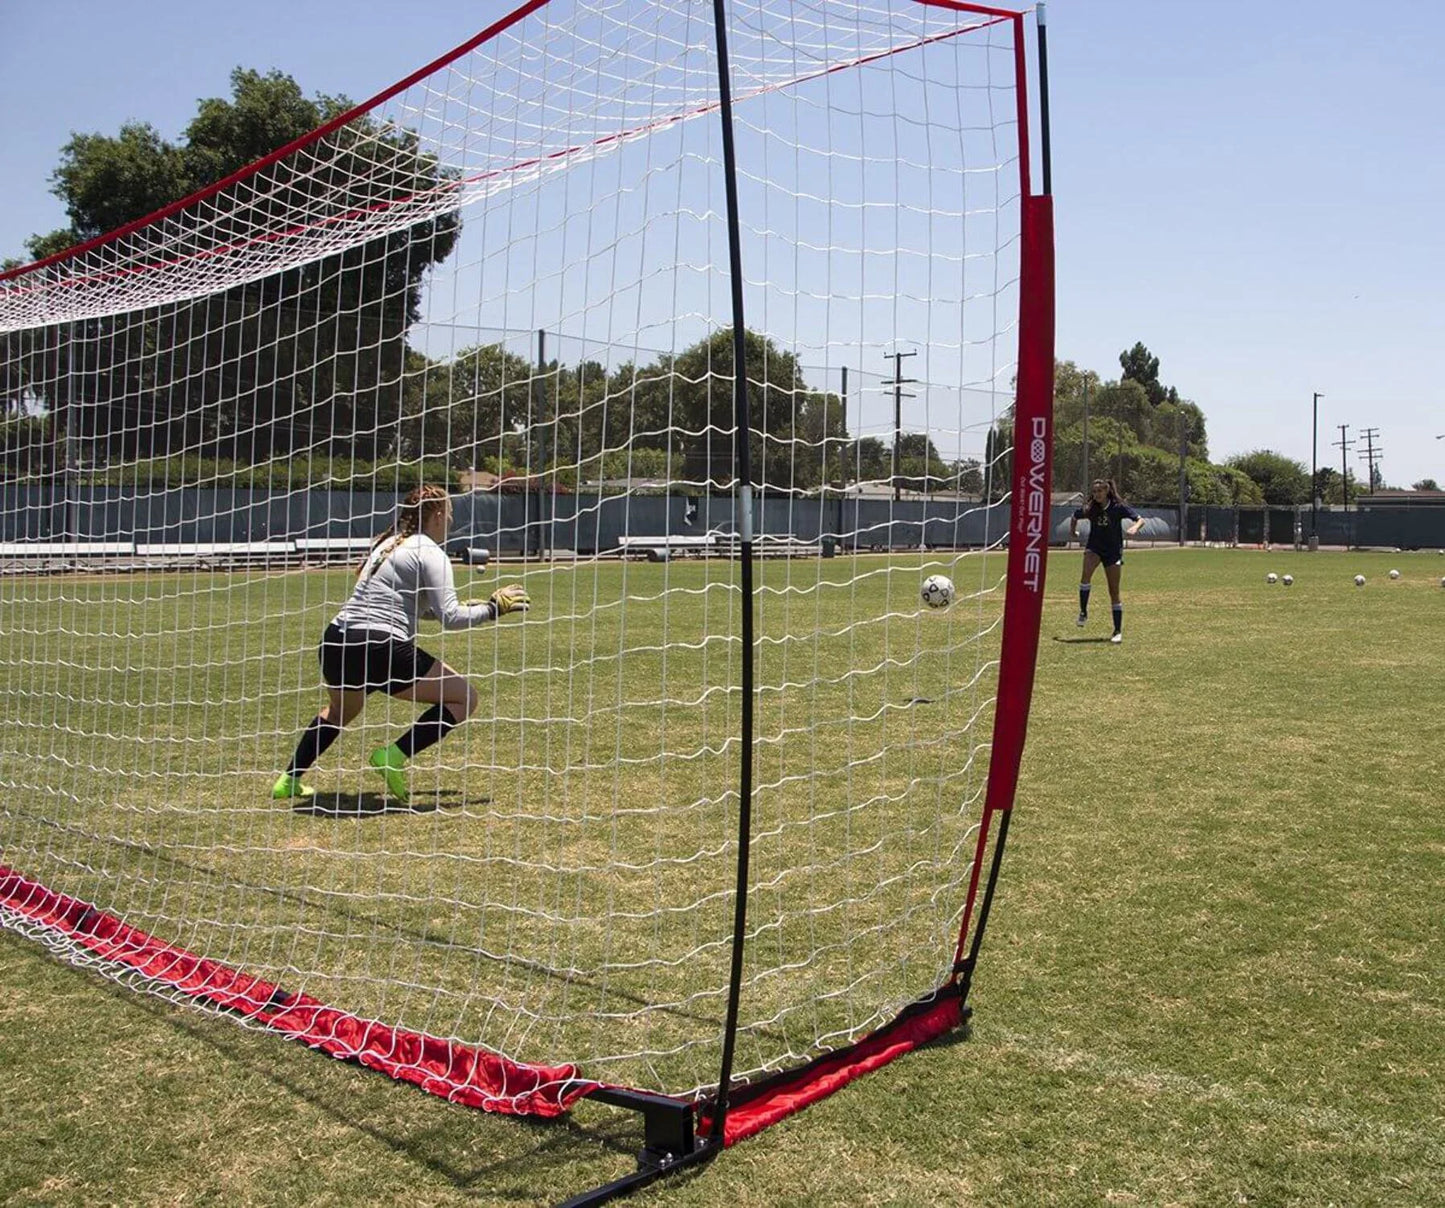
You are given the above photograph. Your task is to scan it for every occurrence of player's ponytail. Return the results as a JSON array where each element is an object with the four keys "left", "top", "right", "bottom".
[{"left": 356, "top": 484, "right": 451, "bottom": 580}]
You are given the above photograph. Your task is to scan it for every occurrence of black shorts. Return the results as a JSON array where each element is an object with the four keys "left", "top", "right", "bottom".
[
  {"left": 318, "top": 622, "right": 437, "bottom": 694},
  {"left": 1086, "top": 548, "right": 1123, "bottom": 568}
]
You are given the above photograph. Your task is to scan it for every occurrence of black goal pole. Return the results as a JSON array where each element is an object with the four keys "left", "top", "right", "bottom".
[
  {"left": 1037, "top": 2, "right": 1052, "bottom": 196},
  {"left": 710, "top": 0, "right": 758, "bottom": 1149}
]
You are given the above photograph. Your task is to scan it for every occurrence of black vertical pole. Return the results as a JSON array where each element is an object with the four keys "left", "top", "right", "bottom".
[
  {"left": 1036, "top": 2, "right": 1052, "bottom": 196},
  {"left": 710, "top": 0, "right": 755, "bottom": 1145}
]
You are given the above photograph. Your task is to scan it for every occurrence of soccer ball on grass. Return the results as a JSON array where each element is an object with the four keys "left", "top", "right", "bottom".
[
  {"left": 1354, "top": 574, "right": 1366, "bottom": 587},
  {"left": 1282, "top": 574, "right": 1294, "bottom": 586},
  {"left": 920, "top": 574, "right": 955, "bottom": 609},
  {"left": 1266, "top": 573, "right": 1278, "bottom": 584}
]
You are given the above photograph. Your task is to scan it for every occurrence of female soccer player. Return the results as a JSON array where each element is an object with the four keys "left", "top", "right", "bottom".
[
  {"left": 1069, "top": 478, "right": 1144, "bottom": 644},
  {"left": 272, "top": 484, "right": 529, "bottom": 803}
]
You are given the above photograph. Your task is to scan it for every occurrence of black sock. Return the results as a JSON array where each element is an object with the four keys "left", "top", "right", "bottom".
[
  {"left": 287, "top": 715, "right": 342, "bottom": 775},
  {"left": 396, "top": 704, "right": 459, "bottom": 759},
  {"left": 1079, "top": 584, "right": 1091, "bottom": 615},
  {"left": 1112, "top": 603, "right": 1123, "bottom": 634}
]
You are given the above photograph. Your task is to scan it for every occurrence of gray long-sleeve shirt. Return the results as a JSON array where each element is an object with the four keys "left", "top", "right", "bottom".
[{"left": 332, "top": 533, "right": 493, "bottom": 640}]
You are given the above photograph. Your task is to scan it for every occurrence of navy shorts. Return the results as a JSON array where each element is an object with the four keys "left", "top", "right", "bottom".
[
  {"left": 1086, "top": 548, "right": 1123, "bottom": 568},
  {"left": 319, "top": 623, "right": 437, "bottom": 694}
]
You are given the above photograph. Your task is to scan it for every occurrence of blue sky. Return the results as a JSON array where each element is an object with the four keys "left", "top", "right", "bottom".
[{"left": 2, "top": 0, "right": 1441, "bottom": 485}]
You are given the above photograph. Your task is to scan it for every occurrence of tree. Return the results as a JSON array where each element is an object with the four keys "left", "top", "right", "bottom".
[
  {"left": 849, "top": 437, "right": 890, "bottom": 484},
  {"left": 1094, "top": 379, "right": 1152, "bottom": 473},
  {"left": 1154, "top": 399, "right": 1208, "bottom": 460},
  {"left": 1317, "top": 467, "right": 1358, "bottom": 506},
  {"left": 1118, "top": 341, "right": 1175, "bottom": 408},
  {"left": 401, "top": 343, "right": 534, "bottom": 469},
  {"left": 17, "top": 68, "right": 460, "bottom": 465},
  {"left": 667, "top": 328, "right": 814, "bottom": 490},
  {"left": 983, "top": 414, "right": 1013, "bottom": 503},
  {"left": 948, "top": 457, "right": 984, "bottom": 497},
  {"left": 1225, "top": 450, "right": 1310, "bottom": 505},
  {"left": 895, "top": 431, "right": 950, "bottom": 492},
  {"left": 1413, "top": 478, "right": 1441, "bottom": 491}
]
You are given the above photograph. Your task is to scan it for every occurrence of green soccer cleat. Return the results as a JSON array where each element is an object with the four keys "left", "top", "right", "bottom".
[
  {"left": 272, "top": 772, "right": 315, "bottom": 800},
  {"left": 368, "top": 744, "right": 409, "bottom": 802}
]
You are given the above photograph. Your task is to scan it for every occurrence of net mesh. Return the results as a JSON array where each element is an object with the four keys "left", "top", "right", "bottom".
[{"left": 0, "top": 0, "right": 1024, "bottom": 1105}]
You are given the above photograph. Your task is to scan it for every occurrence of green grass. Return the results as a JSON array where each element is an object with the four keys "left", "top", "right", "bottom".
[{"left": 3, "top": 547, "right": 1444, "bottom": 1206}]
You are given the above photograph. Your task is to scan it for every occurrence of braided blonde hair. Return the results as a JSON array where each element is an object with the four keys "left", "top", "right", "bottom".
[{"left": 357, "top": 484, "right": 451, "bottom": 581}]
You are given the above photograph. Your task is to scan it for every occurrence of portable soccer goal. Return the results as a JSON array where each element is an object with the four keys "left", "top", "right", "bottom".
[{"left": 0, "top": 0, "right": 1054, "bottom": 1201}]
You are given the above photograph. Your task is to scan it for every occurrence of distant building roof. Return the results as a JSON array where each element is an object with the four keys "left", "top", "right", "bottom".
[{"left": 1356, "top": 489, "right": 1445, "bottom": 508}]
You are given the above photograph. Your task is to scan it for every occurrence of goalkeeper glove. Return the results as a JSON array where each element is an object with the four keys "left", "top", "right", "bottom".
[{"left": 489, "top": 584, "right": 531, "bottom": 616}]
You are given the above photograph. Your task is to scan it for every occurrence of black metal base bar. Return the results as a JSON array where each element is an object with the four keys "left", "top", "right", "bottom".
[{"left": 557, "top": 1087, "right": 714, "bottom": 1208}]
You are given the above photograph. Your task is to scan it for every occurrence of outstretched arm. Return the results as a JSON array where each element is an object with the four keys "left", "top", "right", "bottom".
[{"left": 418, "top": 546, "right": 498, "bottom": 629}]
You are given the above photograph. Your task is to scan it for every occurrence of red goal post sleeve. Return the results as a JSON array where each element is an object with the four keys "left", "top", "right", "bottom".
[{"left": 954, "top": 190, "right": 1055, "bottom": 969}]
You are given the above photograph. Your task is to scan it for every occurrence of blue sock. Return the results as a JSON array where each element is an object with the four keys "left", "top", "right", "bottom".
[
  {"left": 1112, "top": 603, "right": 1123, "bottom": 635},
  {"left": 1079, "top": 584, "right": 1091, "bottom": 615}
]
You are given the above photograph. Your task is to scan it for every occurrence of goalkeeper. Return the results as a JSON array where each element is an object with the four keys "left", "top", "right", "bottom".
[{"left": 273, "top": 484, "right": 529, "bottom": 804}]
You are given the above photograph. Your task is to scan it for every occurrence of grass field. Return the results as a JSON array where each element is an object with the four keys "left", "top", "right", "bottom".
[{"left": 2, "top": 546, "right": 1443, "bottom": 1206}]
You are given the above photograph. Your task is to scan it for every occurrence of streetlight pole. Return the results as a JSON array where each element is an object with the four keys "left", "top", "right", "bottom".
[{"left": 1310, "top": 391, "right": 1322, "bottom": 550}]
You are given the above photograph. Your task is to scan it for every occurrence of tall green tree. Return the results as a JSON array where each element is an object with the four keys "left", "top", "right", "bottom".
[
  {"left": 18, "top": 68, "right": 460, "bottom": 465},
  {"left": 667, "top": 328, "right": 815, "bottom": 490},
  {"left": 1119, "top": 341, "right": 1168, "bottom": 407},
  {"left": 1225, "top": 450, "right": 1310, "bottom": 505}
]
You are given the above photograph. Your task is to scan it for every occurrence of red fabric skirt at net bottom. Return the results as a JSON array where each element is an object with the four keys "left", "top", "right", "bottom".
[
  {"left": 0, "top": 864, "right": 595, "bottom": 1117},
  {"left": 700, "top": 987, "right": 964, "bottom": 1147}
]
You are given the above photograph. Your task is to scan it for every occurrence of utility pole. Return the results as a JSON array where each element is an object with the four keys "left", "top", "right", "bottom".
[
  {"left": 1334, "top": 424, "right": 1353, "bottom": 511},
  {"left": 1360, "top": 427, "right": 1381, "bottom": 495},
  {"left": 882, "top": 350, "right": 917, "bottom": 502},
  {"left": 1310, "top": 391, "right": 1323, "bottom": 549}
]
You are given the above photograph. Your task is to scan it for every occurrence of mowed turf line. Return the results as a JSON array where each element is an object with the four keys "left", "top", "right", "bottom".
[{"left": 2, "top": 547, "right": 1443, "bottom": 1206}]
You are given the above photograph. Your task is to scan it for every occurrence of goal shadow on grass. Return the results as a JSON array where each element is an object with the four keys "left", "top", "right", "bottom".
[
  {"left": 1051, "top": 635, "right": 1118, "bottom": 645},
  {"left": 99, "top": 972, "right": 659, "bottom": 1201},
  {"left": 292, "top": 791, "right": 477, "bottom": 818}
]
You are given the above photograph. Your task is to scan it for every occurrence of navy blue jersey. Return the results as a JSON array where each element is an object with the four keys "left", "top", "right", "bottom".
[{"left": 1074, "top": 499, "right": 1141, "bottom": 562}]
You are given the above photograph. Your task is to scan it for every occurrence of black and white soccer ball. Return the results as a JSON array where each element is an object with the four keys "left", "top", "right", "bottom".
[{"left": 920, "top": 573, "right": 955, "bottom": 609}]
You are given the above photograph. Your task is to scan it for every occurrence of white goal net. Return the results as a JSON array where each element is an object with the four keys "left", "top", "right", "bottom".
[{"left": 0, "top": 0, "right": 1046, "bottom": 1133}]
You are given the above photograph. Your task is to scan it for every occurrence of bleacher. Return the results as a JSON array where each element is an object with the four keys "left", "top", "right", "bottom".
[
  {"left": 1, "top": 538, "right": 368, "bottom": 570},
  {"left": 614, "top": 533, "right": 824, "bottom": 560},
  {"left": 0, "top": 536, "right": 489, "bottom": 570}
]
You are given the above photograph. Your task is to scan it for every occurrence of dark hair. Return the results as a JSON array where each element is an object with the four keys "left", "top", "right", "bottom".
[
  {"left": 1084, "top": 478, "right": 1123, "bottom": 519},
  {"left": 357, "top": 484, "right": 450, "bottom": 578}
]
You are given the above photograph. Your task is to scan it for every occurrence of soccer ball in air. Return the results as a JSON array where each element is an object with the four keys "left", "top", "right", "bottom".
[
  {"left": 1354, "top": 574, "right": 1366, "bottom": 587},
  {"left": 1282, "top": 574, "right": 1294, "bottom": 586},
  {"left": 1389, "top": 569, "right": 1401, "bottom": 580},
  {"left": 1266, "top": 573, "right": 1278, "bottom": 584},
  {"left": 921, "top": 574, "right": 955, "bottom": 609}
]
